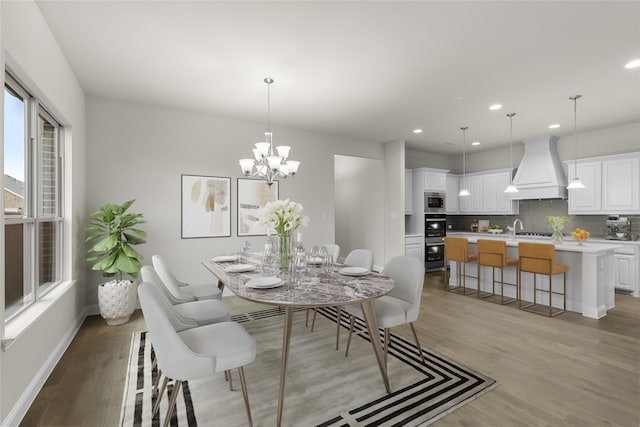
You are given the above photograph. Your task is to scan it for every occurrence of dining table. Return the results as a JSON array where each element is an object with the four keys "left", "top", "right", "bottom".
[{"left": 202, "top": 256, "right": 394, "bottom": 427}]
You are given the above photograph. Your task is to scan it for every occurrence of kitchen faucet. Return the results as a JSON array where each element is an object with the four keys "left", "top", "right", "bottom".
[{"left": 512, "top": 218, "right": 524, "bottom": 241}]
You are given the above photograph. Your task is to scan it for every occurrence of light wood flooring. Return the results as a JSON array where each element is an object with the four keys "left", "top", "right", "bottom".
[{"left": 20, "top": 273, "right": 640, "bottom": 426}]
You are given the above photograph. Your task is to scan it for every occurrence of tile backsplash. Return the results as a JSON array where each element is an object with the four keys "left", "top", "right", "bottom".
[{"left": 448, "top": 199, "right": 640, "bottom": 240}]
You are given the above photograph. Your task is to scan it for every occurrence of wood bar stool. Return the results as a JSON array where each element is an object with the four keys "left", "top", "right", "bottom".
[
  {"left": 518, "top": 242, "right": 568, "bottom": 317},
  {"left": 476, "top": 239, "right": 519, "bottom": 304},
  {"left": 444, "top": 237, "right": 478, "bottom": 295}
]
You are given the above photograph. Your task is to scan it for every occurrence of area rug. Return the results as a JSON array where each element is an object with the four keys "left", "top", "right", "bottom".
[{"left": 120, "top": 306, "right": 496, "bottom": 426}]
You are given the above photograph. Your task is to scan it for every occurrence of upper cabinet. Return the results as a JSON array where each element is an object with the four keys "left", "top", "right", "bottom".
[
  {"left": 567, "top": 153, "right": 640, "bottom": 214},
  {"left": 445, "top": 174, "right": 459, "bottom": 214},
  {"left": 424, "top": 170, "right": 447, "bottom": 191},
  {"left": 455, "top": 169, "right": 519, "bottom": 215}
]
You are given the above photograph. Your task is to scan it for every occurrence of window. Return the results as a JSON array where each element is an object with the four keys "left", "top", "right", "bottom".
[{"left": 4, "top": 72, "right": 64, "bottom": 320}]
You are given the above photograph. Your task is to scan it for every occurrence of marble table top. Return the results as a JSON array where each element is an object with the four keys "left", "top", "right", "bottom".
[{"left": 202, "top": 259, "right": 394, "bottom": 307}]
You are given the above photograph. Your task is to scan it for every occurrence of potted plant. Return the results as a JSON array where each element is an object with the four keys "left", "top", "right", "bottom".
[{"left": 85, "top": 199, "right": 147, "bottom": 325}]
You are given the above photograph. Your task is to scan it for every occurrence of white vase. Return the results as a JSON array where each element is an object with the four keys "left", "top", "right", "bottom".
[{"left": 98, "top": 280, "right": 137, "bottom": 325}]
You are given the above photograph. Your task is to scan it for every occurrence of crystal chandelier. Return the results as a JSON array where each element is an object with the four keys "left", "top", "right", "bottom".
[
  {"left": 504, "top": 113, "right": 519, "bottom": 193},
  {"left": 458, "top": 126, "right": 470, "bottom": 197},
  {"left": 566, "top": 94, "right": 585, "bottom": 190},
  {"left": 239, "top": 78, "right": 300, "bottom": 186}
]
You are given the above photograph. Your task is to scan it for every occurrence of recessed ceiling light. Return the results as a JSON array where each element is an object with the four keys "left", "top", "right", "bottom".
[
  {"left": 471, "top": 141, "right": 480, "bottom": 146},
  {"left": 548, "top": 123, "right": 560, "bottom": 129},
  {"left": 489, "top": 104, "right": 503, "bottom": 111},
  {"left": 413, "top": 128, "right": 423, "bottom": 134},
  {"left": 624, "top": 59, "right": 640, "bottom": 69}
]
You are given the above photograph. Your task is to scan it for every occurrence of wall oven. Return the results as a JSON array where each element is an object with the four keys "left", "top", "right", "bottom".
[
  {"left": 425, "top": 214, "right": 446, "bottom": 271},
  {"left": 424, "top": 192, "right": 446, "bottom": 213}
]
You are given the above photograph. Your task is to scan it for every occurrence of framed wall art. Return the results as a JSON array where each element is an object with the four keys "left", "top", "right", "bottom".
[
  {"left": 181, "top": 174, "right": 231, "bottom": 238},
  {"left": 237, "top": 178, "right": 279, "bottom": 236}
]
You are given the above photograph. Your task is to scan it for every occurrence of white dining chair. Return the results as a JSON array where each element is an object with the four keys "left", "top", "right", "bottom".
[
  {"left": 140, "top": 266, "right": 230, "bottom": 327},
  {"left": 152, "top": 255, "right": 222, "bottom": 302},
  {"left": 138, "top": 282, "right": 256, "bottom": 427},
  {"left": 344, "top": 255, "right": 426, "bottom": 365}
]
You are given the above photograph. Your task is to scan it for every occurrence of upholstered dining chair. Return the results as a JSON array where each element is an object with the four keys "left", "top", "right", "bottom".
[
  {"left": 312, "top": 248, "right": 374, "bottom": 350},
  {"left": 152, "top": 255, "right": 222, "bottom": 302},
  {"left": 138, "top": 282, "right": 256, "bottom": 427},
  {"left": 344, "top": 256, "right": 426, "bottom": 366}
]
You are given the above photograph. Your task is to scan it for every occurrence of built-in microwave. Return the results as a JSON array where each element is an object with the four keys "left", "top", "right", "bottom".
[{"left": 424, "top": 192, "right": 446, "bottom": 213}]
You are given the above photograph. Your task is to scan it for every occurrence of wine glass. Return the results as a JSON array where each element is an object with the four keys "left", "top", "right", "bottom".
[{"left": 241, "top": 240, "right": 252, "bottom": 262}]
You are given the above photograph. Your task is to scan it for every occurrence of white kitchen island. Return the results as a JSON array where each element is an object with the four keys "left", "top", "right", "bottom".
[{"left": 446, "top": 232, "right": 623, "bottom": 319}]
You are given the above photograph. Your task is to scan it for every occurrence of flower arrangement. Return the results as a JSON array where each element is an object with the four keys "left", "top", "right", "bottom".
[
  {"left": 260, "top": 199, "right": 310, "bottom": 269},
  {"left": 571, "top": 228, "right": 590, "bottom": 244},
  {"left": 546, "top": 215, "right": 569, "bottom": 244}
]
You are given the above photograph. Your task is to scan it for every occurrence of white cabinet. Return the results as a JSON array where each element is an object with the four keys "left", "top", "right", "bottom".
[
  {"left": 405, "top": 169, "right": 413, "bottom": 215},
  {"left": 567, "top": 161, "right": 602, "bottom": 213},
  {"left": 424, "top": 170, "right": 447, "bottom": 191},
  {"left": 446, "top": 174, "right": 459, "bottom": 214},
  {"left": 567, "top": 153, "right": 640, "bottom": 214},
  {"left": 614, "top": 246, "right": 638, "bottom": 297},
  {"left": 404, "top": 235, "right": 424, "bottom": 262},
  {"left": 458, "top": 169, "right": 518, "bottom": 214}
]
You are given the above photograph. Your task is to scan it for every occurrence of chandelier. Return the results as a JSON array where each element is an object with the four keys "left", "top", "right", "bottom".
[
  {"left": 566, "top": 94, "right": 585, "bottom": 190},
  {"left": 458, "top": 126, "right": 470, "bottom": 197},
  {"left": 504, "top": 113, "right": 519, "bottom": 193},
  {"left": 239, "top": 78, "right": 300, "bottom": 186}
]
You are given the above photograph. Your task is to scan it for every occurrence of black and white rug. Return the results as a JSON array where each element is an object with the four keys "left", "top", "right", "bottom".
[{"left": 120, "top": 306, "right": 496, "bottom": 426}]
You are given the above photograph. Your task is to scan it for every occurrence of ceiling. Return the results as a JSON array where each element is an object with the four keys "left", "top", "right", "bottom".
[{"left": 36, "top": 1, "right": 640, "bottom": 154}]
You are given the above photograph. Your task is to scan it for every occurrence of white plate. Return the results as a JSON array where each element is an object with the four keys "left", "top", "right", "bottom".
[
  {"left": 339, "top": 266, "right": 370, "bottom": 276},
  {"left": 224, "top": 264, "right": 256, "bottom": 273},
  {"left": 487, "top": 229, "right": 503, "bottom": 234},
  {"left": 211, "top": 255, "right": 238, "bottom": 262},
  {"left": 245, "top": 277, "right": 283, "bottom": 289}
]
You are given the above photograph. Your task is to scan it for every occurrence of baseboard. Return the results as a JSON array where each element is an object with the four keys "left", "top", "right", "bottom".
[{"left": 1, "top": 307, "right": 89, "bottom": 427}]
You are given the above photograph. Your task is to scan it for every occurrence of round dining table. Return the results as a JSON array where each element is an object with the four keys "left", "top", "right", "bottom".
[{"left": 202, "top": 258, "right": 394, "bottom": 427}]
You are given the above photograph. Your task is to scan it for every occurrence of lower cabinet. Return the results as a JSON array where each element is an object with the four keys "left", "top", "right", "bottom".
[
  {"left": 405, "top": 235, "right": 424, "bottom": 262},
  {"left": 614, "top": 247, "right": 638, "bottom": 297}
]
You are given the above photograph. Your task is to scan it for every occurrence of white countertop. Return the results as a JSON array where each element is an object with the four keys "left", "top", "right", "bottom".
[{"left": 446, "top": 231, "right": 627, "bottom": 254}]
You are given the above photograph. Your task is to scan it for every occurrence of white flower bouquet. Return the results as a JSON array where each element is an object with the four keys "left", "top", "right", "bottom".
[
  {"left": 260, "top": 199, "right": 310, "bottom": 269},
  {"left": 546, "top": 215, "right": 569, "bottom": 244}
]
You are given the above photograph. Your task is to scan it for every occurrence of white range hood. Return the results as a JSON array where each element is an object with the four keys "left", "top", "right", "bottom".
[{"left": 511, "top": 135, "right": 567, "bottom": 200}]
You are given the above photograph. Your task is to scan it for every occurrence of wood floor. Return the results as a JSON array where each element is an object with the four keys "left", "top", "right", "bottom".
[{"left": 20, "top": 273, "right": 640, "bottom": 426}]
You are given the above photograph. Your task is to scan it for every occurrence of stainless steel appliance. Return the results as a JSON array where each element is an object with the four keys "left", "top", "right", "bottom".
[
  {"left": 425, "top": 214, "right": 446, "bottom": 270},
  {"left": 606, "top": 216, "right": 631, "bottom": 240},
  {"left": 424, "top": 192, "right": 446, "bottom": 213}
]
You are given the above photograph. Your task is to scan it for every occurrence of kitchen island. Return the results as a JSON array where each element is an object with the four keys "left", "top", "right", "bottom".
[{"left": 446, "top": 232, "right": 623, "bottom": 319}]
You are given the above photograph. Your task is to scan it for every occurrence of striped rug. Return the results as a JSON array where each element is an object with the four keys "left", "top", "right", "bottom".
[{"left": 120, "top": 306, "right": 496, "bottom": 426}]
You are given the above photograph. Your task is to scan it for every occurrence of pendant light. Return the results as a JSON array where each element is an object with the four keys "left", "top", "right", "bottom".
[
  {"left": 504, "top": 113, "right": 519, "bottom": 193},
  {"left": 566, "top": 94, "right": 585, "bottom": 190},
  {"left": 458, "top": 126, "right": 470, "bottom": 197}
]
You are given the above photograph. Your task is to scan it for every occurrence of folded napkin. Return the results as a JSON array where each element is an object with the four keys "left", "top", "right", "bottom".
[
  {"left": 224, "top": 264, "right": 256, "bottom": 273},
  {"left": 212, "top": 255, "right": 238, "bottom": 262}
]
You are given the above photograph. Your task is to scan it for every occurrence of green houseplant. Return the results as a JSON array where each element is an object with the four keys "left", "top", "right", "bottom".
[{"left": 86, "top": 200, "right": 147, "bottom": 325}]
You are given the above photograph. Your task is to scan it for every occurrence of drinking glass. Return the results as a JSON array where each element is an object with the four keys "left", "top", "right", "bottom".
[
  {"left": 241, "top": 240, "right": 252, "bottom": 262},
  {"left": 323, "top": 254, "right": 334, "bottom": 273}
]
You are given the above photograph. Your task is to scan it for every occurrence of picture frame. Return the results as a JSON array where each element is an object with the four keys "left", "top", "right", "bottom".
[
  {"left": 237, "top": 178, "right": 279, "bottom": 236},
  {"left": 181, "top": 174, "right": 231, "bottom": 238}
]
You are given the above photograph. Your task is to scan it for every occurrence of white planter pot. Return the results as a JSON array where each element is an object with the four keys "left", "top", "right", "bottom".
[{"left": 98, "top": 280, "right": 138, "bottom": 325}]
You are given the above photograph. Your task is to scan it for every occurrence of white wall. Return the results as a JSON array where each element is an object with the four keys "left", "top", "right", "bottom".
[
  {"left": 405, "top": 149, "right": 455, "bottom": 170},
  {"left": 384, "top": 140, "right": 405, "bottom": 262},
  {"left": 85, "top": 97, "right": 384, "bottom": 305},
  {"left": 334, "top": 155, "right": 385, "bottom": 267},
  {"left": 1, "top": 1, "right": 86, "bottom": 424}
]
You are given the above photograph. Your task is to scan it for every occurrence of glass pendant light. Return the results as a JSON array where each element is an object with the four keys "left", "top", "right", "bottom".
[
  {"left": 458, "top": 126, "right": 470, "bottom": 197},
  {"left": 567, "top": 95, "right": 585, "bottom": 190},
  {"left": 504, "top": 113, "right": 519, "bottom": 193}
]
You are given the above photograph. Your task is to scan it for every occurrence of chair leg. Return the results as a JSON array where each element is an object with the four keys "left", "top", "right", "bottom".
[
  {"left": 345, "top": 315, "right": 356, "bottom": 357},
  {"left": 335, "top": 306, "right": 342, "bottom": 350},
  {"left": 152, "top": 376, "right": 169, "bottom": 417},
  {"left": 152, "top": 367, "right": 162, "bottom": 396},
  {"left": 384, "top": 328, "right": 390, "bottom": 367},
  {"left": 310, "top": 308, "right": 318, "bottom": 331},
  {"left": 226, "top": 370, "right": 233, "bottom": 391},
  {"left": 162, "top": 380, "right": 182, "bottom": 427},
  {"left": 238, "top": 367, "right": 253, "bottom": 427},
  {"left": 409, "top": 322, "right": 426, "bottom": 364}
]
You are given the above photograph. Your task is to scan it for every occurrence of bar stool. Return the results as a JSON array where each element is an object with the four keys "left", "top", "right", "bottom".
[
  {"left": 518, "top": 242, "right": 568, "bottom": 317},
  {"left": 444, "top": 236, "right": 478, "bottom": 295},
  {"left": 476, "top": 239, "right": 519, "bottom": 304}
]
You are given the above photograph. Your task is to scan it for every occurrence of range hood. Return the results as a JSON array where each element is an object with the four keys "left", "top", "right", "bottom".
[{"left": 510, "top": 135, "right": 567, "bottom": 200}]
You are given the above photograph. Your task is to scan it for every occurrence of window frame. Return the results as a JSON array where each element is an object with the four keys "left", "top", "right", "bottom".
[{"left": 4, "top": 70, "right": 64, "bottom": 321}]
